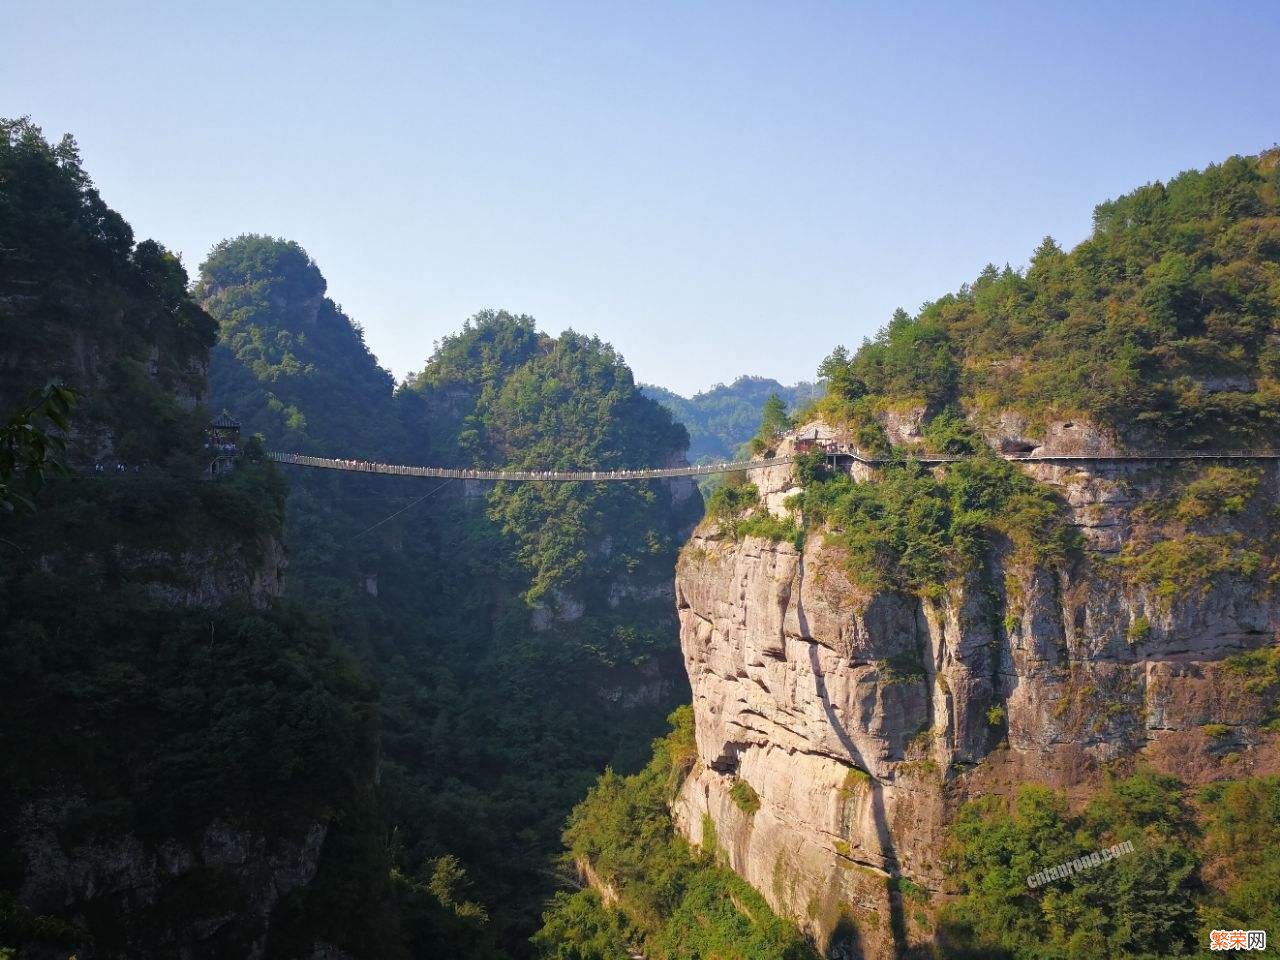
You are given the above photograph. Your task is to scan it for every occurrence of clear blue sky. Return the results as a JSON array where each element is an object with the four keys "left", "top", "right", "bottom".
[{"left": 6, "top": 2, "right": 1278, "bottom": 395}]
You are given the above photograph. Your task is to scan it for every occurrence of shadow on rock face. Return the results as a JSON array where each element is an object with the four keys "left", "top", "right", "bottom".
[{"left": 799, "top": 551, "right": 908, "bottom": 959}]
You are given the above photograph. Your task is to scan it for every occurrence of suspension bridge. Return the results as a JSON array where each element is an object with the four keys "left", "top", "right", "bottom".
[{"left": 266, "top": 448, "right": 1280, "bottom": 483}]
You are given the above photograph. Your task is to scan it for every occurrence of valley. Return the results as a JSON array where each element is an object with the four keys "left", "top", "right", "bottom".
[{"left": 1, "top": 117, "right": 1278, "bottom": 960}]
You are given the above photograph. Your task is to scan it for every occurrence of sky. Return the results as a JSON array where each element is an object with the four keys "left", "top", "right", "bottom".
[{"left": 5, "top": 2, "right": 1278, "bottom": 396}]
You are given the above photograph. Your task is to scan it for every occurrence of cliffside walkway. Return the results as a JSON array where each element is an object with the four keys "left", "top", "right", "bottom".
[{"left": 267, "top": 449, "right": 1280, "bottom": 482}]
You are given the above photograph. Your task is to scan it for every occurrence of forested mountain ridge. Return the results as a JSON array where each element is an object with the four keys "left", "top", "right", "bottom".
[
  {"left": 10, "top": 111, "right": 1278, "bottom": 960},
  {"left": 0, "top": 121, "right": 701, "bottom": 960},
  {"left": 199, "top": 235, "right": 404, "bottom": 458},
  {"left": 641, "top": 376, "right": 821, "bottom": 462},
  {"left": 0, "top": 118, "right": 215, "bottom": 470},
  {"left": 0, "top": 120, "right": 381, "bottom": 959},
  {"left": 817, "top": 148, "right": 1280, "bottom": 447},
  {"left": 201, "top": 239, "right": 701, "bottom": 955}
]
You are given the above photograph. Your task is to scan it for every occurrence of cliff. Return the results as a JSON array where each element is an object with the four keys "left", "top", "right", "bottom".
[
  {"left": 672, "top": 422, "right": 1280, "bottom": 958},
  {"left": 0, "top": 122, "right": 380, "bottom": 960}
]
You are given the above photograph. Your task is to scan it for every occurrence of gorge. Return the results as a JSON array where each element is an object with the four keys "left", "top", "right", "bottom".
[{"left": 2, "top": 117, "right": 1279, "bottom": 960}]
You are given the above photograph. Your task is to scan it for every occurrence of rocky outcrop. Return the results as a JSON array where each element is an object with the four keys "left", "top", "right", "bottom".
[
  {"left": 18, "top": 797, "right": 325, "bottom": 959},
  {"left": 32, "top": 513, "right": 286, "bottom": 610},
  {"left": 672, "top": 423, "right": 1280, "bottom": 958}
]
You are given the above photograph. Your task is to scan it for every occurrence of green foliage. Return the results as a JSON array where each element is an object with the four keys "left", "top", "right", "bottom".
[
  {"left": 1223, "top": 645, "right": 1280, "bottom": 693},
  {"left": 199, "top": 235, "right": 403, "bottom": 459},
  {"left": 706, "top": 477, "right": 760, "bottom": 520},
  {"left": 207, "top": 290, "right": 698, "bottom": 952},
  {"left": 0, "top": 467, "right": 385, "bottom": 957},
  {"left": 1172, "top": 467, "right": 1260, "bottom": 522},
  {"left": 986, "top": 704, "right": 1006, "bottom": 726},
  {"left": 748, "top": 393, "right": 793, "bottom": 455},
  {"left": 799, "top": 455, "right": 1077, "bottom": 596},
  {"left": 1196, "top": 777, "right": 1280, "bottom": 945},
  {"left": 837, "top": 767, "right": 871, "bottom": 798},
  {"left": 1118, "top": 533, "right": 1261, "bottom": 601},
  {"left": 380, "top": 858, "right": 504, "bottom": 960},
  {"left": 0, "top": 559, "right": 376, "bottom": 842},
  {"left": 1126, "top": 616, "right": 1152, "bottom": 642},
  {"left": 940, "top": 772, "right": 1201, "bottom": 959},
  {"left": 2, "top": 115, "right": 700, "bottom": 959},
  {"left": 877, "top": 652, "right": 926, "bottom": 685},
  {"left": 706, "top": 478, "right": 802, "bottom": 549},
  {"left": 737, "top": 510, "right": 803, "bottom": 550},
  {"left": 530, "top": 890, "right": 633, "bottom": 960},
  {"left": 943, "top": 773, "right": 1280, "bottom": 960},
  {"left": 641, "top": 377, "right": 820, "bottom": 464},
  {"left": 541, "top": 710, "right": 817, "bottom": 960},
  {"left": 1223, "top": 645, "right": 1280, "bottom": 730},
  {"left": 729, "top": 779, "right": 761, "bottom": 815},
  {"left": 447, "top": 324, "right": 692, "bottom": 600},
  {"left": 892, "top": 876, "right": 930, "bottom": 904},
  {"left": 0, "top": 117, "right": 403, "bottom": 960},
  {"left": 921, "top": 409, "right": 987, "bottom": 456},
  {"left": 0, "top": 382, "right": 74, "bottom": 513},
  {"left": 812, "top": 150, "right": 1280, "bottom": 446},
  {"left": 0, "top": 118, "right": 214, "bottom": 470}
]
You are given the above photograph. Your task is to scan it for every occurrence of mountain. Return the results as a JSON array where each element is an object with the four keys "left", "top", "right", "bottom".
[
  {"left": 199, "top": 235, "right": 405, "bottom": 459},
  {"left": 1, "top": 122, "right": 702, "bottom": 960},
  {"left": 549, "top": 149, "right": 1280, "bottom": 959},
  {"left": 9, "top": 114, "right": 1279, "bottom": 960},
  {"left": 812, "top": 149, "right": 1280, "bottom": 448},
  {"left": 0, "top": 120, "right": 215, "bottom": 471},
  {"left": 0, "top": 119, "right": 381, "bottom": 960},
  {"left": 641, "top": 376, "right": 822, "bottom": 463},
  {"left": 201, "top": 239, "right": 702, "bottom": 956}
]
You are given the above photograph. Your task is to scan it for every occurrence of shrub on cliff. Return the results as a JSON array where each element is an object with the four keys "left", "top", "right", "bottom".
[
  {"left": 799, "top": 454, "right": 1078, "bottom": 596},
  {"left": 1196, "top": 777, "right": 1280, "bottom": 947},
  {"left": 748, "top": 394, "right": 793, "bottom": 456}
]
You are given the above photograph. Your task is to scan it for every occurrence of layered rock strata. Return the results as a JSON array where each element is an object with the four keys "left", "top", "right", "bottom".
[{"left": 672, "top": 422, "right": 1280, "bottom": 958}]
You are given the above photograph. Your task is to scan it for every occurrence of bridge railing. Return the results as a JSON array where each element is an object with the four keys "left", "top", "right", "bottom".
[
  {"left": 267, "top": 447, "right": 1280, "bottom": 482},
  {"left": 267, "top": 451, "right": 797, "bottom": 481}
]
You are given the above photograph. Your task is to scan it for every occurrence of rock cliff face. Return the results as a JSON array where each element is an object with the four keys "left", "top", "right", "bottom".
[
  {"left": 18, "top": 799, "right": 326, "bottom": 960},
  {"left": 672, "top": 422, "right": 1280, "bottom": 958}
]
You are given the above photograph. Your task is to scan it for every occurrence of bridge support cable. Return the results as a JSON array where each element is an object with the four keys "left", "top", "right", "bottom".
[{"left": 350, "top": 477, "right": 456, "bottom": 541}]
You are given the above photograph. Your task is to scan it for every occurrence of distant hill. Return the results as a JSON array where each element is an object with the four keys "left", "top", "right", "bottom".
[{"left": 641, "top": 376, "right": 822, "bottom": 462}]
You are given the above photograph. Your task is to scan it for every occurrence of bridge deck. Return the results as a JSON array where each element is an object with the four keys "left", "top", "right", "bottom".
[{"left": 267, "top": 449, "right": 1280, "bottom": 482}]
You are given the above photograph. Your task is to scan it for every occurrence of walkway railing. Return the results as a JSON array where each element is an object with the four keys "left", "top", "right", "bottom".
[
  {"left": 267, "top": 451, "right": 796, "bottom": 481},
  {"left": 267, "top": 448, "right": 1280, "bottom": 482}
]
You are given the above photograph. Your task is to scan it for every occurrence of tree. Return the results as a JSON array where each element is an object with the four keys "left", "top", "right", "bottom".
[
  {"left": 749, "top": 393, "right": 792, "bottom": 454},
  {"left": 0, "top": 382, "right": 74, "bottom": 514}
]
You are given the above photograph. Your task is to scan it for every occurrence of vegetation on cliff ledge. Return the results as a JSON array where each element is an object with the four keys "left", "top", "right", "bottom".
[
  {"left": 796, "top": 432, "right": 1079, "bottom": 597},
  {"left": 705, "top": 474, "right": 803, "bottom": 550},
  {"left": 534, "top": 707, "right": 816, "bottom": 960}
]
